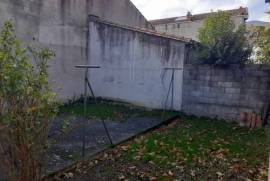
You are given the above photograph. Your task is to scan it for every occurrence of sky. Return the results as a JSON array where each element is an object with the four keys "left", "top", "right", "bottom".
[{"left": 130, "top": 0, "right": 270, "bottom": 22}]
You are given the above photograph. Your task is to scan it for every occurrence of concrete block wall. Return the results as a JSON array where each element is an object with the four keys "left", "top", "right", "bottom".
[{"left": 182, "top": 64, "right": 270, "bottom": 121}]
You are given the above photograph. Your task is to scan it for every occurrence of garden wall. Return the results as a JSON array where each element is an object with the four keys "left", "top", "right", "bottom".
[
  {"left": 0, "top": 0, "right": 152, "bottom": 101},
  {"left": 88, "top": 17, "right": 189, "bottom": 110},
  {"left": 182, "top": 64, "right": 270, "bottom": 122}
]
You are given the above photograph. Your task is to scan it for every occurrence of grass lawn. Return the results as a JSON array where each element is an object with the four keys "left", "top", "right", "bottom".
[
  {"left": 59, "top": 100, "right": 178, "bottom": 121},
  {"left": 50, "top": 115, "right": 270, "bottom": 181}
]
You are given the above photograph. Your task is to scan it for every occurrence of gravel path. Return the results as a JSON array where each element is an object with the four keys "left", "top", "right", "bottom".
[{"left": 46, "top": 115, "right": 163, "bottom": 173}]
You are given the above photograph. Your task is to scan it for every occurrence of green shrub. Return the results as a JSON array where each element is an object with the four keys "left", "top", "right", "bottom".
[
  {"left": 0, "top": 21, "right": 57, "bottom": 181},
  {"left": 250, "top": 24, "right": 270, "bottom": 64},
  {"left": 194, "top": 11, "right": 252, "bottom": 64}
]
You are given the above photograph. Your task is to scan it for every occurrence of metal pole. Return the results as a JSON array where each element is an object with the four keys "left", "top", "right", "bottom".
[
  {"left": 76, "top": 65, "right": 114, "bottom": 159},
  {"left": 162, "top": 71, "right": 174, "bottom": 120},
  {"left": 86, "top": 75, "right": 113, "bottom": 145},
  {"left": 164, "top": 73, "right": 173, "bottom": 111},
  {"left": 101, "top": 120, "right": 113, "bottom": 145},
  {"left": 86, "top": 78, "right": 96, "bottom": 101},
  {"left": 162, "top": 67, "right": 183, "bottom": 119},
  {"left": 268, "top": 154, "right": 270, "bottom": 181},
  {"left": 263, "top": 101, "right": 270, "bottom": 125},
  {"left": 171, "top": 70, "right": 175, "bottom": 110},
  {"left": 82, "top": 68, "right": 89, "bottom": 159}
]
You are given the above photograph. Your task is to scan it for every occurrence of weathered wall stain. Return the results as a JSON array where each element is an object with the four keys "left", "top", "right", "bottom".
[
  {"left": 0, "top": 0, "right": 154, "bottom": 100},
  {"left": 88, "top": 20, "right": 187, "bottom": 110}
]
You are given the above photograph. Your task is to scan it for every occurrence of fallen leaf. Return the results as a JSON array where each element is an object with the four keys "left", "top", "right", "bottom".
[
  {"left": 150, "top": 176, "right": 157, "bottom": 181},
  {"left": 216, "top": 172, "right": 224, "bottom": 177},
  {"left": 168, "top": 170, "right": 174, "bottom": 176},
  {"left": 121, "top": 146, "right": 129, "bottom": 151},
  {"left": 64, "top": 172, "right": 74, "bottom": 178},
  {"left": 119, "top": 175, "right": 125, "bottom": 180},
  {"left": 129, "top": 166, "right": 136, "bottom": 170},
  {"left": 190, "top": 170, "right": 196, "bottom": 177}
]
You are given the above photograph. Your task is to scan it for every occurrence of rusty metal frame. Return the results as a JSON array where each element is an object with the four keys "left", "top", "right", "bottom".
[
  {"left": 162, "top": 68, "right": 183, "bottom": 119},
  {"left": 75, "top": 65, "right": 113, "bottom": 159}
]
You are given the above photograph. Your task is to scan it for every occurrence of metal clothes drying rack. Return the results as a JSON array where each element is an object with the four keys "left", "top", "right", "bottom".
[
  {"left": 75, "top": 65, "right": 113, "bottom": 159},
  {"left": 162, "top": 67, "right": 183, "bottom": 119},
  {"left": 163, "top": 67, "right": 183, "bottom": 110}
]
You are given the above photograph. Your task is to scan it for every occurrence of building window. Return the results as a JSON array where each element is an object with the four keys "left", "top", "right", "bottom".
[
  {"left": 165, "top": 24, "right": 168, "bottom": 31},
  {"left": 177, "top": 24, "right": 180, "bottom": 28}
]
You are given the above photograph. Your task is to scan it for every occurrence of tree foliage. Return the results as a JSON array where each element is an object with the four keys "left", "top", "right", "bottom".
[
  {"left": 195, "top": 11, "right": 252, "bottom": 64},
  {"left": 0, "top": 21, "right": 57, "bottom": 181},
  {"left": 250, "top": 24, "right": 270, "bottom": 64}
]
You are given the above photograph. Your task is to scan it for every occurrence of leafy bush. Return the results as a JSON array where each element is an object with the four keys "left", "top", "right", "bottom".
[
  {"left": 250, "top": 24, "right": 270, "bottom": 64},
  {"left": 194, "top": 11, "right": 252, "bottom": 64},
  {"left": 0, "top": 22, "right": 57, "bottom": 181}
]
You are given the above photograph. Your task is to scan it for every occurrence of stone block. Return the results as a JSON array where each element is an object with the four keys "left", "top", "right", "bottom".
[
  {"left": 259, "top": 83, "right": 270, "bottom": 90},
  {"left": 225, "top": 88, "right": 241, "bottom": 94},
  {"left": 209, "top": 87, "right": 225, "bottom": 94},
  {"left": 249, "top": 70, "right": 270, "bottom": 77},
  {"left": 200, "top": 86, "right": 210, "bottom": 93},
  {"left": 217, "top": 81, "right": 233, "bottom": 88},
  {"left": 198, "top": 68, "right": 210, "bottom": 76},
  {"left": 259, "top": 89, "right": 270, "bottom": 95},
  {"left": 242, "top": 81, "right": 261, "bottom": 89},
  {"left": 243, "top": 64, "right": 262, "bottom": 70},
  {"left": 212, "top": 76, "right": 226, "bottom": 81},
  {"left": 260, "top": 77, "right": 270, "bottom": 83},
  {"left": 260, "top": 65, "right": 270, "bottom": 70},
  {"left": 190, "top": 91, "right": 202, "bottom": 97},
  {"left": 198, "top": 75, "right": 211, "bottom": 81}
]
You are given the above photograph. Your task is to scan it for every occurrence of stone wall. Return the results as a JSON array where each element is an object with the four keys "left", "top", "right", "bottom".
[
  {"left": 88, "top": 18, "right": 188, "bottom": 110},
  {"left": 182, "top": 64, "right": 270, "bottom": 122},
  {"left": 0, "top": 0, "right": 152, "bottom": 101}
]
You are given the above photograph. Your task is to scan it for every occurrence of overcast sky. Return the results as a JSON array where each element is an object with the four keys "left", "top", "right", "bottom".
[{"left": 130, "top": 0, "right": 270, "bottom": 22}]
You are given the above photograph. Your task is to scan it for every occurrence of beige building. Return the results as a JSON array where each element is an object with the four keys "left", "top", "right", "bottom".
[{"left": 150, "top": 7, "right": 249, "bottom": 41}]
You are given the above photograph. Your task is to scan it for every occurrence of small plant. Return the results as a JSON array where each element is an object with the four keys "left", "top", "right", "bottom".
[{"left": 0, "top": 21, "right": 57, "bottom": 180}]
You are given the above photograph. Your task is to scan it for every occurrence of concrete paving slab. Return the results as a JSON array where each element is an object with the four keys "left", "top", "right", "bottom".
[{"left": 46, "top": 115, "right": 163, "bottom": 173}]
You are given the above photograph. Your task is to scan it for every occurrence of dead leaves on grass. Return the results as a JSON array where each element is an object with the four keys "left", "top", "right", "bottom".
[{"left": 51, "top": 119, "right": 269, "bottom": 181}]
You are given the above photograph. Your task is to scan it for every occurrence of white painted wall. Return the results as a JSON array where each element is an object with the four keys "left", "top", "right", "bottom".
[
  {"left": 0, "top": 0, "right": 152, "bottom": 101},
  {"left": 88, "top": 20, "right": 186, "bottom": 110}
]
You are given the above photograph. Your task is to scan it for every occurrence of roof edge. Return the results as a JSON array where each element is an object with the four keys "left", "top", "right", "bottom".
[
  {"left": 150, "top": 7, "right": 249, "bottom": 25},
  {"left": 127, "top": 0, "right": 155, "bottom": 29},
  {"left": 88, "top": 15, "right": 195, "bottom": 44}
]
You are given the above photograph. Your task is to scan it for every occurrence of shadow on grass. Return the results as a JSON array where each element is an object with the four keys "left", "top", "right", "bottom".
[{"left": 59, "top": 98, "right": 179, "bottom": 121}]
